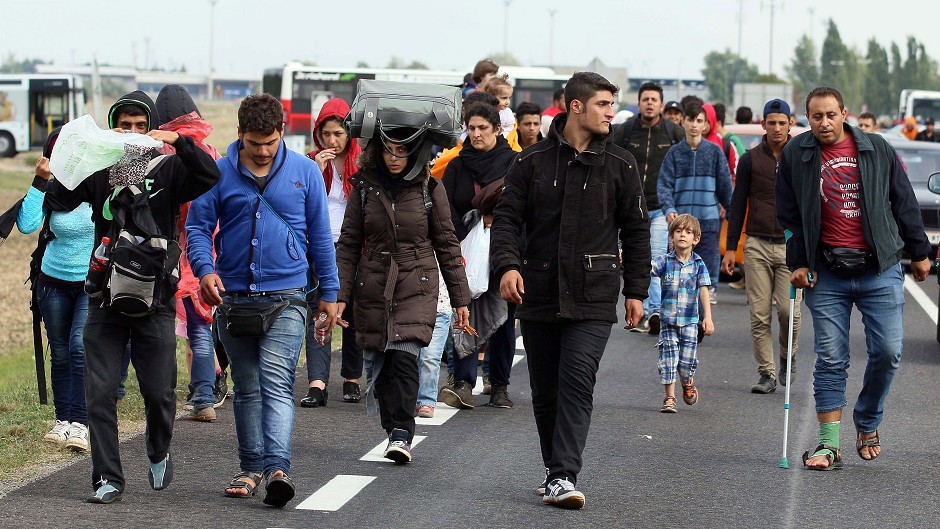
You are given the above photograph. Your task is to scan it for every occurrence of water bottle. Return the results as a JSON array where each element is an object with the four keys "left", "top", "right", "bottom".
[
  {"left": 84, "top": 236, "right": 111, "bottom": 298},
  {"left": 314, "top": 312, "right": 330, "bottom": 345}
]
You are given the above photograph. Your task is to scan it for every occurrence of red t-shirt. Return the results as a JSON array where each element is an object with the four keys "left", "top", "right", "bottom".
[{"left": 819, "top": 136, "right": 869, "bottom": 249}]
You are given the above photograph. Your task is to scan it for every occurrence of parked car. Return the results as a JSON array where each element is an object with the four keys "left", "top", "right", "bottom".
[{"left": 889, "top": 138, "right": 940, "bottom": 254}]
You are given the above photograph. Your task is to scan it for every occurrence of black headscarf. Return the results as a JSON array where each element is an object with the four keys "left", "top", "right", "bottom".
[{"left": 457, "top": 134, "right": 516, "bottom": 186}]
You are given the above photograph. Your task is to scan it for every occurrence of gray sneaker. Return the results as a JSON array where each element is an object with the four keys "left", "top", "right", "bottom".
[
  {"left": 542, "top": 477, "right": 585, "bottom": 509},
  {"left": 751, "top": 373, "right": 777, "bottom": 394},
  {"left": 708, "top": 286, "right": 718, "bottom": 305},
  {"left": 629, "top": 316, "right": 650, "bottom": 333},
  {"left": 440, "top": 381, "right": 474, "bottom": 409}
]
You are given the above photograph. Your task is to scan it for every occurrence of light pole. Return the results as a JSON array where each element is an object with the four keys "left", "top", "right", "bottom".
[
  {"left": 503, "top": 0, "right": 513, "bottom": 55},
  {"left": 547, "top": 9, "right": 557, "bottom": 67},
  {"left": 208, "top": 0, "right": 217, "bottom": 101}
]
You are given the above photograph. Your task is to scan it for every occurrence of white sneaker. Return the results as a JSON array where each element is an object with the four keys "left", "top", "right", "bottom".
[
  {"left": 542, "top": 477, "right": 585, "bottom": 509},
  {"left": 708, "top": 286, "right": 718, "bottom": 305},
  {"left": 44, "top": 420, "right": 71, "bottom": 445},
  {"left": 64, "top": 422, "right": 90, "bottom": 452}
]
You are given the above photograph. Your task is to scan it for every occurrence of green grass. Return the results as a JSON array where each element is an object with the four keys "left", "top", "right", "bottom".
[{"left": 0, "top": 340, "right": 191, "bottom": 477}]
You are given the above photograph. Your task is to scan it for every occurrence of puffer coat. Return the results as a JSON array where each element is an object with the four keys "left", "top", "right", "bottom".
[{"left": 336, "top": 170, "right": 471, "bottom": 351}]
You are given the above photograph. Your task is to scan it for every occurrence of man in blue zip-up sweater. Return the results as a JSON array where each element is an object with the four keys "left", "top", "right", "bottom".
[
  {"left": 658, "top": 102, "right": 733, "bottom": 298},
  {"left": 186, "top": 94, "right": 339, "bottom": 507}
]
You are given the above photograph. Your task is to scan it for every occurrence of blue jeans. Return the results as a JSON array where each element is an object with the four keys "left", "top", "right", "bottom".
[
  {"left": 644, "top": 210, "right": 669, "bottom": 316},
  {"left": 219, "top": 289, "right": 307, "bottom": 476},
  {"left": 803, "top": 263, "right": 904, "bottom": 433},
  {"left": 37, "top": 283, "right": 88, "bottom": 425},
  {"left": 183, "top": 297, "right": 215, "bottom": 409},
  {"left": 418, "top": 311, "right": 452, "bottom": 406}
]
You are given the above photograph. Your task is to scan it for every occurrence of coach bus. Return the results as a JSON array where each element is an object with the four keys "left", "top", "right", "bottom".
[
  {"left": 262, "top": 63, "right": 569, "bottom": 137},
  {"left": 0, "top": 74, "right": 85, "bottom": 157}
]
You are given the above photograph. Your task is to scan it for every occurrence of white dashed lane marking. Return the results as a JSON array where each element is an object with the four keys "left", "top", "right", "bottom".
[
  {"left": 415, "top": 404, "right": 459, "bottom": 425},
  {"left": 295, "top": 474, "right": 377, "bottom": 511},
  {"left": 359, "top": 435, "right": 427, "bottom": 462},
  {"left": 904, "top": 274, "right": 938, "bottom": 325}
]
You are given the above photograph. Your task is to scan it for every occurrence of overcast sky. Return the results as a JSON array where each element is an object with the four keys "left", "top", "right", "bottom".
[{"left": 4, "top": 0, "right": 938, "bottom": 80}]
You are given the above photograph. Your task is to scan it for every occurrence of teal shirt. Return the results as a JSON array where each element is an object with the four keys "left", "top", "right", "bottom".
[{"left": 17, "top": 186, "right": 95, "bottom": 282}]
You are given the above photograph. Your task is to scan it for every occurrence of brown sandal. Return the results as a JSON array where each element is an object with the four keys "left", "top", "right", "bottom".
[
  {"left": 224, "top": 471, "right": 262, "bottom": 498},
  {"left": 856, "top": 431, "right": 881, "bottom": 460}
]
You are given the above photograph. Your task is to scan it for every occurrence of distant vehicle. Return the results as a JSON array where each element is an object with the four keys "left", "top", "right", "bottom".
[
  {"left": 922, "top": 165, "right": 940, "bottom": 343},
  {"left": 898, "top": 89, "right": 940, "bottom": 122},
  {"left": 0, "top": 74, "right": 85, "bottom": 157},
  {"left": 891, "top": 138, "right": 940, "bottom": 254}
]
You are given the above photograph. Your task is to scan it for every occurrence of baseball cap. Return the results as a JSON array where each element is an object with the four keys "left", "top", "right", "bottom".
[
  {"left": 664, "top": 101, "right": 682, "bottom": 113},
  {"left": 763, "top": 99, "right": 790, "bottom": 119},
  {"left": 926, "top": 117, "right": 936, "bottom": 125}
]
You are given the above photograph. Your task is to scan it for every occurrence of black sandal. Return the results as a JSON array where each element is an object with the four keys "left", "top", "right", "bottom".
[
  {"left": 263, "top": 471, "right": 296, "bottom": 507},
  {"left": 224, "top": 471, "right": 262, "bottom": 498},
  {"left": 801, "top": 443, "right": 843, "bottom": 471},
  {"left": 856, "top": 431, "right": 881, "bottom": 460}
]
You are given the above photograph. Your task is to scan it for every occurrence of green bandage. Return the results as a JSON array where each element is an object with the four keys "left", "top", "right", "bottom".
[{"left": 815, "top": 421, "right": 841, "bottom": 456}]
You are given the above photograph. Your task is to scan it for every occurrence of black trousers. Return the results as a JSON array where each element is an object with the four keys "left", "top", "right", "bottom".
[
  {"left": 454, "top": 304, "right": 516, "bottom": 386},
  {"left": 84, "top": 304, "right": 177, "bottom": 491},
  {"left": 520, "top": 319, "right": 611, "bottom": 485},
  {"left": 374, "top": 348, "right": 419, "bottom": 442}
]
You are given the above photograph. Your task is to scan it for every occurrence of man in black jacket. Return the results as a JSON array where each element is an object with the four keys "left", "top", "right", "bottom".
[
  {"left": 776, "top": 86, "right": 930, "bottom": 471},
  {"left": 611, "top": 81, "right": 683, "bottom": 334},
  {"left": 492, "top": 72, "right": 649, "bottom": 509},
  {"left": 47, "top": 90, "right": 221, "bottom": 503}
]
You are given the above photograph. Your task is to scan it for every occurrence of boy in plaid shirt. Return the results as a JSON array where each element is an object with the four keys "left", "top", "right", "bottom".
[{"left": 651, "top": 214, "right": 714, "bottom": 413}]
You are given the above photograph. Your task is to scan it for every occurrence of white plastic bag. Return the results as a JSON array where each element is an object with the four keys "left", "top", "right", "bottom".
[
  {"left": 49, "top": 115, "right": 163, "bottom": 190},
  {"left": 460, "top": 220, "right": 490, "bottom": 299}
]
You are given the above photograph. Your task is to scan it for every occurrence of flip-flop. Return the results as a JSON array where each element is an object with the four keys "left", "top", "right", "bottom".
[
  {"left": 802, "top": 443, "right": 843, "bottom": 471},
  {"left": 263, "top": 472, "right": 295, "bottom": 507},
  {"left": 856, "top": 431, "right": 881, "bottom": 460}
]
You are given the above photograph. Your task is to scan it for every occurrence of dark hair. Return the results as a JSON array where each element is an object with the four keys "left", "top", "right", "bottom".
[
  {"left": 552, "top": 88, "right": 565, "bottom": 102},
  {"left": 472, "top": 59, "right": 499, "bottom": 83},
  {"left": 714, "top": 103, "right": 727, "bottom": 124},
  {"left": 238, "top": 93, "right": 284, "bottom": 135},
  {"left": 735, "top": 106, "right": 753, "bottom": 124},
  {"left": 358, "top": 127, "right": 425, "bottom": 177},
  {"left": 805, "top": 86, "right": 844, "bottom": 112},
  {"left": 680, "top": 95, "right": 704, "bottom": 111},
  {"left": 564, "top": 72, "right": 618, "bottom": 110},
  {"left": 637, "top": 81, "right": 663, "bottom": 103},
  {"left": 464, "top": 91, "right": 499, "bottom": 108},
  {"left": 684, "top": 102, "right": 705, "bottom": 121},
  {"left": 112, "top": 103, "right": 148, "bottom": 127},
  {"left": 463, "top": 102, "right": 501, "bottom": 130},
  {"left": 515, "top": 101, "right": 542, "bottom": 120},
  {"left": 859, "top": 111, "right": 877, "bottom": 122}
]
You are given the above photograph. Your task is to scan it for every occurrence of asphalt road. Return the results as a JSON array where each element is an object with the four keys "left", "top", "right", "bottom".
[{"left": 3, "top": 275, "right": 940, "bottom": 529}]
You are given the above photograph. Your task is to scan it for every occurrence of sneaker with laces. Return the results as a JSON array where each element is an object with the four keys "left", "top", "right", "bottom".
[
  {"left": 681, "top": 379, "right": 699, "bottom": 405},
  {"left": 629, "top": 316, "right": 650, "bottom": 333},
  {"left": 148, "top": 453, "right": 173, "bottom": 490},
  {"left": 186, "top": 405, "right": 217, "bottom": 422},
  {"left": 383, "top": 428, "right": 412, "bottom": 464},
  {"left": 751, "top": 373, "right": 777, "bottom": 394},
  {"left": 65, "top": 422, "right": 90, "bottom": 452},
  {"left": 542, "top": 477, "right": 585, "bottom": 509},
  {"left": 660, "top": 396, "right": 678, "bottom": 413},
  {"left": 536, "top": 467, "right": 549, "bottom": 496},
  {"left": 440, "top": 380, "right": 474, "bottom": 409},
  {"left": 488, "top": 385, "right": 513, "bottom": 408},
  {"left": 647, "top": 312, "right": 661, "bottom": 335},
  {"left": 87, "top": 480, "right": 122, "bottom": 504},
  {"left": 416, "top": 404, "right": 435, "bottom": 418},
  {"left": 44, "top": 420, "right": 71, "bottom": 445},
  {"left": 214, "top": 371, "right": 229, "bottom": 408}
]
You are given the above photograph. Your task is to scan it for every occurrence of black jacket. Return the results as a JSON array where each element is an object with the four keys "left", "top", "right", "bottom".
[
  {"left": 776, "top": 125, "right": 930, "bottom": 272},
  {"left": 491, "top": 113, "right": 650, "bottom": 323},
  {"left": 442, "top": 135, "right": 517, "bottom": 240},
  {"left": 611, "top": 116, "right": 684, "bottom": 210}
]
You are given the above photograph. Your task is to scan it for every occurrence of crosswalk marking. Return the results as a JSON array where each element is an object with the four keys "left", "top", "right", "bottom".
[
  {"left": 415, "top": 403, "right": 459, "bottom": 425},
  {"left": 295, "top": 474, "right": 376, "bottom": 511},
  {"left": 360, "top": 435, "right": 427, "bottom": 462}
]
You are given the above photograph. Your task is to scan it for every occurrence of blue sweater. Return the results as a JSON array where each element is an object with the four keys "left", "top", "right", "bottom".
[
  {"left": 657, "top": 139, "right": 733, "bottom": 232},
  {"left": 186, "top": 140, "right": 340, "bottom": 301},
  {"left": 17, "top": 186, "right": 94, "bottom": 283}
]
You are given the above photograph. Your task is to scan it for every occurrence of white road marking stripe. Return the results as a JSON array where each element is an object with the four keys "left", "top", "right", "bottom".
[
  {"left": 295, "top": 475, "right": 376, "bottom": 511},
  {"left": 360, "top": 435, "right": 426, "bottom": 461},
  {"left": 415, "top": 404, "right": 458, "bottom": 425},
  {"left": 512, "top": 353, "right": 524, "bottom": 366},
  {"left": 904, "top": 274, "right": 938, "bottom": 325},
  {"left": 515, "top": 336, "right": 525, "bottom": 350}
]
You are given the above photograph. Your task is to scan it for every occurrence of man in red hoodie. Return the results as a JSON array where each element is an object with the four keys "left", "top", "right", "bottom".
[{"left": 301, "top": 98, "right": 364, "bottom": 407}]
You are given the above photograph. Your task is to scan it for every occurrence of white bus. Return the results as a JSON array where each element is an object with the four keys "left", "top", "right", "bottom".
[
  {"left": 0, "top": 74, "right": 85, "bottom": 156},
  {"left": 898, "top": 89, "right": 940, "bottom": 122},
  {"left": 262, "top": 63, "right": 568, "bottom": 137}
]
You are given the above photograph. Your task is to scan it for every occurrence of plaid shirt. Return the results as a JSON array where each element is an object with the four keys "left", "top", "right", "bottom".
[{"left": 652, "top": 251, "right": 711, "bottom": 326}]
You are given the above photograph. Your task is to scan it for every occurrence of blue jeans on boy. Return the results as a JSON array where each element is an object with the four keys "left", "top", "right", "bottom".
[
  {"left": 183, "top": 297, "right": 215, "bottom": 410},
  {"left": 803, "top": 263, "right": 905, "bottom": 434},
  {"left": 219, "top": 289, "right": 307, "bottom": 477},
  {"left": 418, "top": 311, "right": 452, "bottom": 406},
  {"left": 37, "top": 282, "right": 88, "bottom": 425},
  {"left": 644, "top": 210, "right": 669, "bottom": 316}
]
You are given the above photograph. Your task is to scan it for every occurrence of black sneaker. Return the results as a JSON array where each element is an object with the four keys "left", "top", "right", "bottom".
[
  {"left": 148, "top": 453, "right": 173, "bottom": 490},
  {"left": 383, "top": 428, "right": 412, "bottom": 464},
  {"left": 213, "top": 371, "right": 228, "bottom": 408},
  {"left": 87, "top": 480, "right": 122, "bottom": 504},
  {"left": 779, "top": 357, "right": 794, "bottom": 386},
  {"left": 542, "top": 477, "right": 585, "bottom": 509},
  {"left": 536, "top": 467, "right": 549, "bottom": 496},
  {"left": 751, "top": 373, "right": 777, "bottom": 394},
  {"left": 440, "top": 380, "right": 474, "bottom": 409},
  {"left": 629, "top": 316, "right": 650, "bottom": 333},
  {"left": 488, "top": 385, "right": 513, "bottom": 408},
  {"left": 647, "top": 312, "right": 661, "bottom": 335}
]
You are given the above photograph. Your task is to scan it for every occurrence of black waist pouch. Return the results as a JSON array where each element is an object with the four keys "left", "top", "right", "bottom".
[
  {"left": 219, "top": 300, "right": 304, "bottom": 337},
  {"left": 822, "top": 247, "right": 872, "bottom": 278}
]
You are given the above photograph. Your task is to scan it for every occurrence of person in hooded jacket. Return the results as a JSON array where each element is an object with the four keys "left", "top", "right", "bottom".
[
  {"left": 441, "top": 102, "right": 518, "bottom": 409},
  {"left": 335, "top": 128, "right": 471, "bottom": 464},
  {"left": 300, "top": 98, "right": 364, "bottom": 408},
  {"left": 46, "top": 90, "right": 221, "bottom": 504},
  {"left": 14, "top": 128, "right": 94, "bottom": 453}
]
